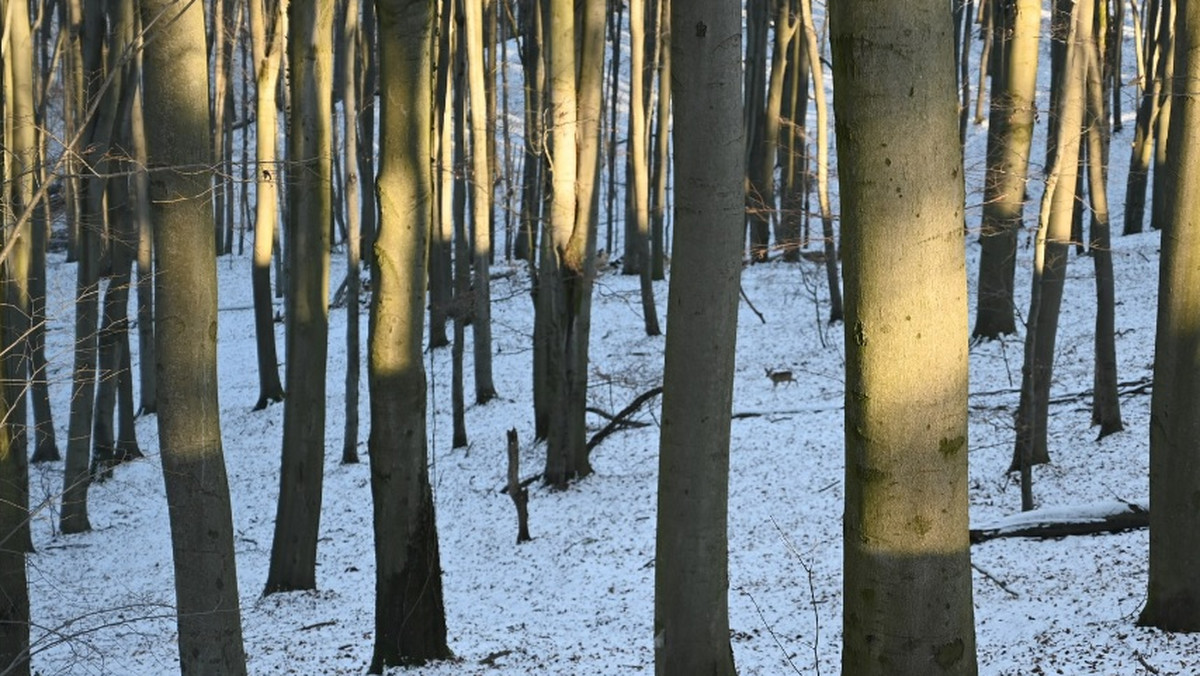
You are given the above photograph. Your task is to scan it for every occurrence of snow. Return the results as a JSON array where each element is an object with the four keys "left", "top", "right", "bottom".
[{"left": 21, "top": 5, "right": 1197, "bottom": 676}]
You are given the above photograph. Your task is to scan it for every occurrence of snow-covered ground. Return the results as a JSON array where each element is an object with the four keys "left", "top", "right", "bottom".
[{"left": 25, "top": 214, "right": 1181, "bottom": 675}]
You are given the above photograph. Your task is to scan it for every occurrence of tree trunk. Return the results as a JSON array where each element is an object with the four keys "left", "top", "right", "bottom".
[
  {"left": 1011, "top": 0, "right": 1091, "bottom": 485},
  {"left": 130, "top": 54, "right": 157, "bottom": 419},
  {"left": 654, "top": 2, "right": 741, "bottom": 673},
  {"left": 62, "top": 0, "right": 113, "bottom": 534},
  {"left": 1149, "top": 0, "right": 1177, "bottom": 232},
  {"left": 800, "top": 0, "right": 842, "bottom": 323},
  {"left": 1139, "top": 0, "right": 1200, "bottom": 632},
  {"left": 343, "top": 0, "right": 363, "bottom": 464},
  {"left": 141, "top": 0, "right": 249, "bottom": 667},
  {"left": 1124, "top": 0, "right": 1165, "bottom": 235},
  {"left": 629, "top": 0, "right": 661, "bottom": 336},
  {"left": 266, "top": 0, "right": 334, "bottom": 594},
  {"left": 538, "top": 0, "right": 597, "bottom": 487},
  {"left": 973, "top": 0, "right": 1040, "bottom": 340},
  {"left": 743, "top": 0, "right": 770, "bottom": 262},
  {"left": 463, "top": 0, "right": 498, "bottom": 403},
  {"left": 0, "top": 0, "right": 36, "bottom": 668},
  {"left": 249, "top": 0, "right": 287, "bottom": 411},
  {"left": 1083, "top": 11, "right": 1123, "bottom": 438},
  {"left": 368, "top": 0, "right": 452, "bottom": 667},
  {"left": 831, "top": 0, "right": 978, "bottom": 672}
]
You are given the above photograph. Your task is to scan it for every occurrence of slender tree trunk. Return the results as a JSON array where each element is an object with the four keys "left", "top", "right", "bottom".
[
  {"left": 1140, "top": 0, "right": 1200, "bottom": 632},
  {"left": 649, "top": 1, "right": 670, "bottom": 281},
  {"left": 266, "top": 0, "right": 334, "bottom": 594},
  {"left": 832, "top": 0, "right": 978, "bottom": 672},
  {"left": 654, "top": 1, "right": 741, "bottom": 672},
  {"left": 629, "top": 0, "right": 661, "bottom": 336},
  {"left": 141, "top": 0, "right": 249, "bottom": 667},
  {"left": 130, "top": 37, "right": 157, "bottom": 419},
  {"left": 1083, "top": 12, "right": 1123, "bottom": 438},
  {"left": 1125, "top": 0, "right": 1165, "bottom": 234},
  {"left": 1150, "top": 0, "right": 1177, "bottom": 231},
  {"left": 742, "top": 0, "right": 770, "bottom": 262},
  {"left": 342, "top": 0, "right": 363, "bottom": 464},
  {"left": 368, "top": 0, "right": 452, "bottom": 668},
  {"left": 800, "top": 0, "right": 842, "bottom": 323},
  {"left": 428, "top": 0, "right": 454, "bottom": 349},
  {"left": 1012, "top": 0, "right": 1091, "bottom": 491},
  {"left": 463, "top": 0, "right": 498, "bottom": 403},
  {"left": 973, "top": 0, "right": 1040, "bottom": 340},
  {"left": 62, "top": 0, "right": 113, "bottom": 534},
  {"left": 249, "top": 0, "right": 287, "bottom": 411}
]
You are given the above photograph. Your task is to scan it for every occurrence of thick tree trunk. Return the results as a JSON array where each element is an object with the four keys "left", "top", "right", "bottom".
[
  {"left": 1139, "top": 0, "right": 1200, "bottom": 633},
  {"left": 368, "top": 0, "right": 451, "bottom": 667},
  {"left": 831, "top": 0, "right": 978, "bottom": 672},
  {"left": 141, "top": 0, "right": 249, "bottom": 667},
  {"left": 0, "top": 0, "right": 36, "bottom": 668},
  {"left": 654, "top": 2, "right": 741, "bottom": 672},
  {"left": 266, "top": 0, "right": 334, "bottom": 594}
]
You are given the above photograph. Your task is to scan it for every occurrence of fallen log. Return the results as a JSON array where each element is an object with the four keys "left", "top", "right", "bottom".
[{"left": 969, "top": 499, "right": 1148, "bottom": 544}]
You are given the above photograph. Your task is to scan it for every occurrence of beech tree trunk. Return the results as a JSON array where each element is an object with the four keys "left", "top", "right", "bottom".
[
  {"left": 831, "top": 0, "right": 978, "bottom": 672},
  {"left": 654, "top": 2, "right": 742, "bottom": 673},
  {"left": 141, "top": 0, "right": 249, "bottom": 667},
  {"left": 368, "top": 0, "right": 452, "bottom": 668}
]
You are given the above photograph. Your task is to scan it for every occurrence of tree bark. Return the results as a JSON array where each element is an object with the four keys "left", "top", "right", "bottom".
[
  {"left": 462, "top": 0, "right": 497, "bottom": 402},
  {"left": 141, "top": 0, "right": 249, "bottom": 667},
  {"left": 654, "top": 2, "right": 742, "bottom": 673},
  {"left": 973, "top": 0, "right": 1040, "bottom": 340},
  {"left": 368, "top": 0, "right": 451, "bottom": 667},
  {"left": 1011, "top": 0, "right": 1091, "bottom": 485},
  {"left": 831, "top": 0, "right": 978, "bottom": 672},
  {"left": 1139, "top": 0, "right": 1200, "bottom": 632},
  {"left": 266, "top": 0, "right": 334, "bottom": 594},
  {"left": 249, "top": 0, "right": 287, "bottom": 410}
]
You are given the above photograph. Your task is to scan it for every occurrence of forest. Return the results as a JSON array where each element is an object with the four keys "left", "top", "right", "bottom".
[{"left": 0, "top": 0, "right": 1195, "bottom": 673}]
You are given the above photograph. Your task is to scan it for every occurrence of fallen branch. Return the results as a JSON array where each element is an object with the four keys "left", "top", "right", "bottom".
[
  {"left": 586, "top": 386, "right": 663, "bottom": 453},
  {"left": 970, "top": 499, "right": 1148, "bottom": 544}
]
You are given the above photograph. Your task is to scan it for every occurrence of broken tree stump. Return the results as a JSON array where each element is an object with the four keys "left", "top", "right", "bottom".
[{"left": 506, "top": 428, "right": 532, "bottom": 543}]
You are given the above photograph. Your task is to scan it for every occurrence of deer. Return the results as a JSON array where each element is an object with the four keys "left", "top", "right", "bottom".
[{"left": 764, "top": 367, "right": 796, "bottom": 388}]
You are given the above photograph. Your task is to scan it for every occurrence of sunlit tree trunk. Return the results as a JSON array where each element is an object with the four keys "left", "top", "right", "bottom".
[
  {"left": 629, "top": 0, "right": 661, "bottom": 336},
  {"left": 249, "top": 0, "right": 287, "bottom": 410},
  {"left": 1012, "top": 0, "right": 1091, "bottom": 487},
  {"left": 974, "top": 0, "right": 1040, "bottom": 340},
  {"left": 368, "top": 0, "right": 452, "bottom": 668},
  {"left": 832, "top": 0, "right": 978, "bottom": 672},
  {"left": 342, "top": 0, "right": 363, "bottom": 464},
  {"left": 462, "top": 0, "right": 498, "bottom": 402},
  {"left": 266, "top": 0, "right": 334, "bottom": 594}
]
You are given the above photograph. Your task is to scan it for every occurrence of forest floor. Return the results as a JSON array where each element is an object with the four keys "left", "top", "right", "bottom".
[{"left": 25, "top": 211, "right": 1179, "bottom": 674}]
